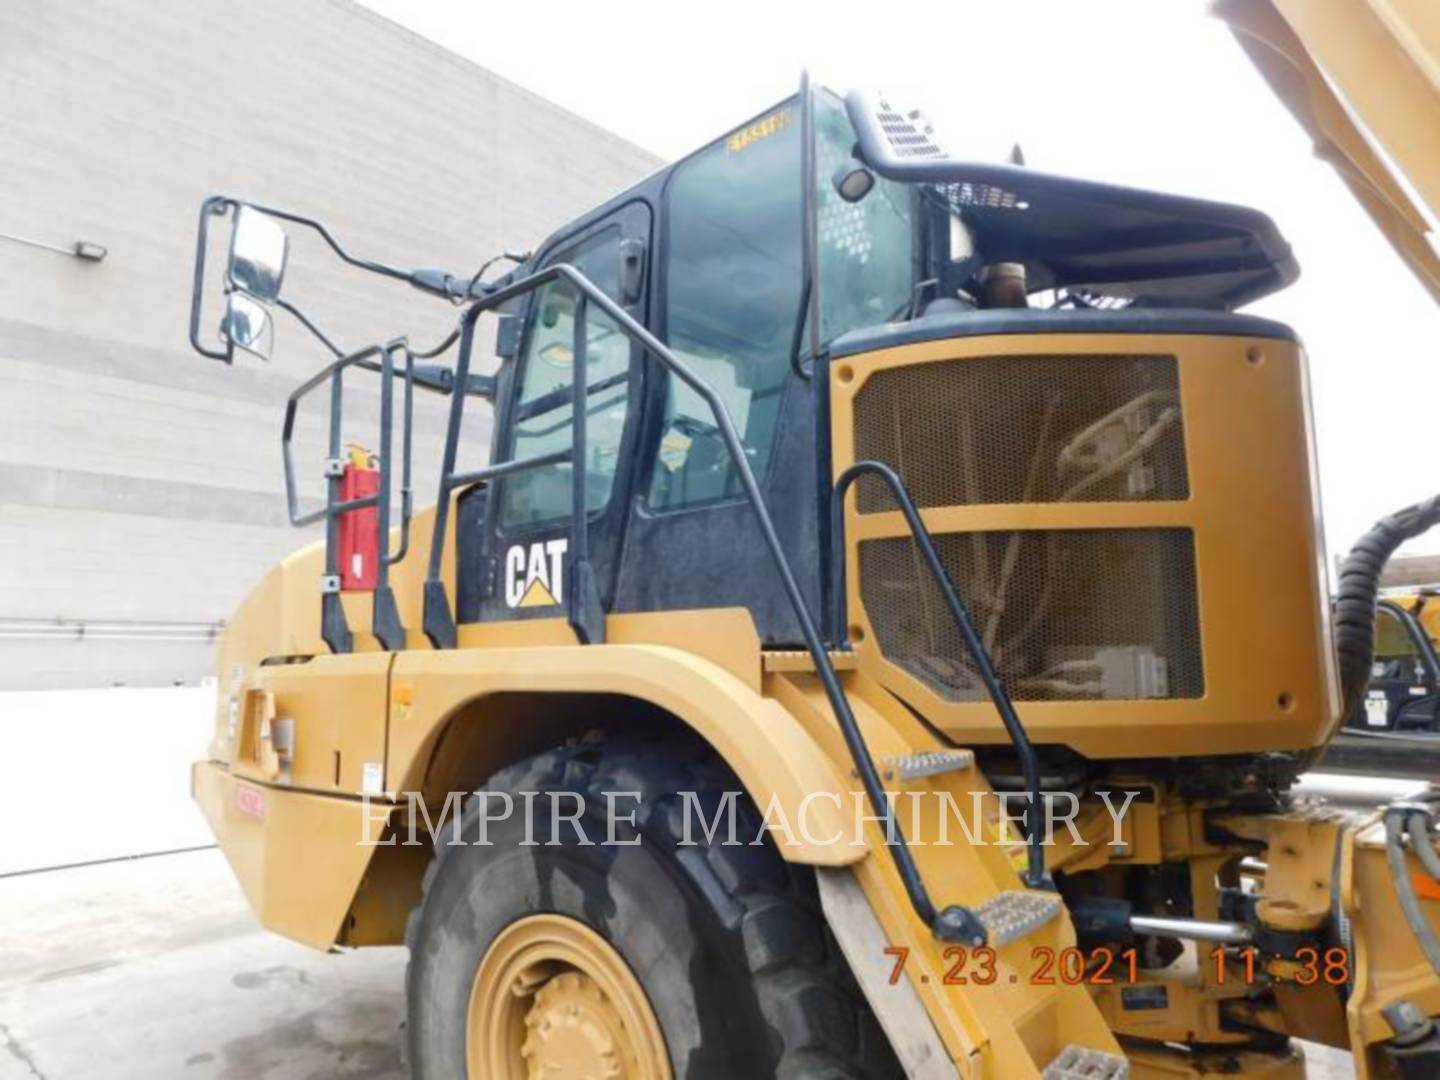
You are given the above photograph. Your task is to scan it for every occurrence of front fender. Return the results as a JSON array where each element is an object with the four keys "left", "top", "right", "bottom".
[{"left": 388, "top": 635, "right": 861, "bottom": 867}]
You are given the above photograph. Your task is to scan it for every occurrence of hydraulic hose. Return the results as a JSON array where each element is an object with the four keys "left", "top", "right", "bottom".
[
  {"left": 1408, "top": 809, "right": 1440, "bottom": 883},
  {"left": 1334, "top": 494, "right": 1440, "bottom": 723},
  {"left": 1383, "top": 801, "right": 1440, "bottom": 977}
]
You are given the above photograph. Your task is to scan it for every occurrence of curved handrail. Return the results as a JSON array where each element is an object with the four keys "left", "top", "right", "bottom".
[
  {"left": 421, "top": 263, "right": 989, "bottom": 944},
  {"left": 830, "top": 459, "right": 1049, "bottom": 889}
]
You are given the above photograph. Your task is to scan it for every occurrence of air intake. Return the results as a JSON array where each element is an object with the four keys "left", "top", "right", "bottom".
[
  {"left": 852, "top": 353, "right": 1188, "bottom": 512},
  {"left": 850, "top": 352, "right": 1202, "bottom": 703},
  {"left": 858, "top": 527, "right": 1203, "bottom": 702}
]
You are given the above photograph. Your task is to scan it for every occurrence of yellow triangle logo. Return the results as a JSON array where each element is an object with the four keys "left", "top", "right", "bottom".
[{"left": 518, "top": 577, "right": 558, "bottom": 608}]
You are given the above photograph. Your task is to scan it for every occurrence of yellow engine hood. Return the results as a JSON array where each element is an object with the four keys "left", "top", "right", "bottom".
[{"left": 1214, "top": 0, "right": 1440, "bottom": 304}]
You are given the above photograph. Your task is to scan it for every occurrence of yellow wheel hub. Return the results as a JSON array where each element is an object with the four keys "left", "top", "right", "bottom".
[{"left": 467, "top": 914, "right": 670, "bottom": 1080}]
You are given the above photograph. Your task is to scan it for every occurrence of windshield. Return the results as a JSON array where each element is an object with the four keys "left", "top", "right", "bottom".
[
  {"left": 644, "top": 89, "right": 919, "bottom": 512},
  {"left": 813, "top": 89, "right": 918, "bottom": 346},
  {"left": 649, "top": 98, "right": 805, "bottom": 510}
]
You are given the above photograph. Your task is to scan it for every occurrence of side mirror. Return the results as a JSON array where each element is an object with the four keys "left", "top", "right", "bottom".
[
  {"left": 228, "top": 206, "right": 289, "bottom": 302},
  {"left": 222, "top": 293, "right": 274, "bottom": 360}
]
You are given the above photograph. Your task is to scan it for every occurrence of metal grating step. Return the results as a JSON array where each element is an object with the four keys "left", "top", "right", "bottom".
[
  {"left": 974, "top": 890, "right": 1062, "bottom": 946},
  {"left": 879, "top": 749, "right": 975, "bottom": 781},
  {"left": 1042, "top": 1045, "right": 1130, "bottom": 1080}
]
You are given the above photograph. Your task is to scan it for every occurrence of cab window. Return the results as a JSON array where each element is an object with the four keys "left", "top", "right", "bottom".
[
  {"left": 648, "top": 101, "right": 804, "bottom": 510},
  {"left": 814, "top": 90, "right": 917, "bottom": 345},
  {"left": 500, "top": 229, "right": 630, "bottom": 528}
]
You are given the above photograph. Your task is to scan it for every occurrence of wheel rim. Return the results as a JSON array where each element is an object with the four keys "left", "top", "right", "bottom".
[{"left": 467, "top": 914, "right": 671, "bottom": 1080}]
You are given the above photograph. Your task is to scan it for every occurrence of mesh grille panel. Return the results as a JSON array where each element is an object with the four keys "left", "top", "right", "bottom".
[
  {"left": 858, "top": 528, "right": 1202, "bottom": 702},
  {"left": 852, "top": 354, "right": 1187, "bottom": 512}
]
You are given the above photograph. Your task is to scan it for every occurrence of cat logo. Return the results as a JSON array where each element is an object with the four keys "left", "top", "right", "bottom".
[{"left": 504, "top": 538, "right": 567, "bottom": 608}]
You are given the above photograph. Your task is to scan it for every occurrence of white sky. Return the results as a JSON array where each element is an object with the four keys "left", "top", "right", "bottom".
[{"left": 359, "top": 0, "right": 1440, "bottom": 563}]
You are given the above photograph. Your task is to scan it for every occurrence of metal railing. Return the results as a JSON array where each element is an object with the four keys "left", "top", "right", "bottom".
[
  {"left": 421, "top": 267, "right": 608, "bottom": 648},
  {"left": 280, "top": 340, "right": 417, "bottom": 652},
  {"left": 830, "top": 461, "right": 1050, "bottom": 889},
  {"left": 419, "top": 263, "right": 991, "bottom": 944},
  {"left": 262, "top": 255, "right": 1046, "bottom": 938}
]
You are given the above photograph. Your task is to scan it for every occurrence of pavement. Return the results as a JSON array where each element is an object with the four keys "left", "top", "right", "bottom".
[
  {"left": 0, "top": 688, "right": 1365, "bottom": 1078},
  {"left": 0, "top": 849, "right": 1361, "bottom": 1080},
  {"left": 0, "top": 849, "right": 406, "bottom": 1080}
]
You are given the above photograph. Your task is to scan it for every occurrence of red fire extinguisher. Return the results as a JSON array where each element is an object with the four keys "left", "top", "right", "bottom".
[{"left": 339, "top": 444, "right": 380, "bottom": 591}]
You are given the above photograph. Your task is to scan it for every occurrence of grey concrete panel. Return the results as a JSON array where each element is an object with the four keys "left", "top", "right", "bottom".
[{"left": 0, "top": 0, "right": 660, "bottom": 687}]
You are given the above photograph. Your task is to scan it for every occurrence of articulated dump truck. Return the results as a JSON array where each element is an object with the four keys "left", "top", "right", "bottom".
[{"left": 187, "top": 6, "right": 1440, "bottom": 1078}]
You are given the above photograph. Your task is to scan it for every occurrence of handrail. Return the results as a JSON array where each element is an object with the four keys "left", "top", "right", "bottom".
[
  {"left": 830, "top": 460, "right": 1050, "bottom": 889},
  {"left": 280, "top": 339, "right": 416, "bottom": 652},
  {"left": 422, "top": 263, "right": 989, "bottom": 944}
]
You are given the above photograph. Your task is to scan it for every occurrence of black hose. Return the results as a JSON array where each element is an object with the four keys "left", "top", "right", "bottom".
[{"left": 1334, "top": 494, "right": 1440, "bottom": 723}]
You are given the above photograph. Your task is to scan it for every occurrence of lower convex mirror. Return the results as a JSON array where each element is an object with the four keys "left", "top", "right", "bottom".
[{"left": 222, "top": 292, "right": 274, "bottom": 360}]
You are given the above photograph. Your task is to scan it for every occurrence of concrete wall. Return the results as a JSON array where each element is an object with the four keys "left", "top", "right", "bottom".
[{"left": 0, "top": 0, "right": 661, "bottom": 688}]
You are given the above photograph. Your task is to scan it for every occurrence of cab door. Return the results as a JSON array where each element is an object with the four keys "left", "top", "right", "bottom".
[{"left": 466, "top": 202, "right": 651, "bottom": 628}]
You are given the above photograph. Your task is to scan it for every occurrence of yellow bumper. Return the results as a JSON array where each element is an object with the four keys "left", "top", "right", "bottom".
[{"left": 192, "top": 760, "right": 389, "bottom": 949}]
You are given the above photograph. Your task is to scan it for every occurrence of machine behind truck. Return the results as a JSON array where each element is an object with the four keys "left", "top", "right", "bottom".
[
  {"left": 187, "top": 16, "right": 1440, "bottom": 1080},
  {"left": 1343, "top": 590, "right": 1440, "bottom": 734}
]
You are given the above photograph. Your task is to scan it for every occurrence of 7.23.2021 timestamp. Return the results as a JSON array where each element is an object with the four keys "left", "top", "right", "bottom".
[{"left": 884, "top": 945, "right": 1143, "bottom": 987}]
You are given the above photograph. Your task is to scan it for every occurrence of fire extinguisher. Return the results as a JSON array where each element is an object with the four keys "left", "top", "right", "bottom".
[{"left": 338, "top": 444, "right": 380, "bottom": 591}]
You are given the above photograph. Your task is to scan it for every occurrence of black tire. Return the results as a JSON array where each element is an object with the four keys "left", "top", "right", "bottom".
[{"left": 403, "top": 730, "right": 903, "bottom": 1079}]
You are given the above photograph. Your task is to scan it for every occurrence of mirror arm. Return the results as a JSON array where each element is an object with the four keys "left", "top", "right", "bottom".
[
  {"left": 345, "top": 358, "right": 492, "bottom": 400},
  {"left": 353, "top": 357, "right": 446, "bottom": 395},
  {"left": 205, "top": 195, "right": 522, "bottom": 330},
  {"left": 200, "top": 197, "right": 503, "bottom": 393},
  {"left": 408, "top": 267, "right": 469, "bottom": 301},
  {"left": 397, "top": 363, "right": 495, "bottom": 397},
  {"left": 274, "top": 297, "right": 345, "bottom": 359},
  {"left": 408, "top": 267, "right": 519, "bottom": 304},
  {"left": 233, "top": 199, "right": 413, "bottom": 286},
  {"left": 409, "top": 363, "right": 459, "bottom": 394},
  {"left": 243, "top": 198, "right": 534, "bottom": 307},
  {"left": 463, "top": 372, "right": 497, "bottom": 398},
  {"left": 464, "top": 250, "right": 530, "bottom": 299},
  {"left": 189, "top": 196, "right": 236, "bottom": 363}
]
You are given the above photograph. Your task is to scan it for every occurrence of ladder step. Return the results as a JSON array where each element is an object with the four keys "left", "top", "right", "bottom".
[
  {"left": 880, "top": 749, "right": 975, "bottom": 781},
  {"left": 1042, "top": 1045, "right": 1129, "bottom": 1079},
  {"left": 974, "top": 890, "right": 1061, "bottom": 946}
]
